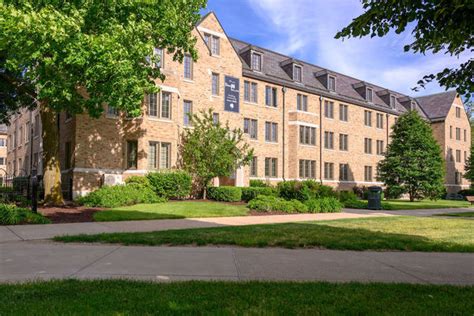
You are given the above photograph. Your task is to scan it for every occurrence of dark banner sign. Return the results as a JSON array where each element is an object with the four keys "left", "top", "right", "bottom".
[{"left": 224, "top": 76, "right": 240, "bottom": 113}]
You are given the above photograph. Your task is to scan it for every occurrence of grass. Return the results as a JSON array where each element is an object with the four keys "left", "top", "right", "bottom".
[
  {"left": 383, "top": 199, "right": 470, "bottom": 210},
  {"left": 437, "top": 211, "right": 474, "bottom": 217},
  {"left": 0, "top": 280, "right": 472, "bottom": 315},
  {"left": 56, "top": 216, "right": 474, "bottom": 252},
  {"left": 93, "top": 201, "right": 249, "bottom": 221}
]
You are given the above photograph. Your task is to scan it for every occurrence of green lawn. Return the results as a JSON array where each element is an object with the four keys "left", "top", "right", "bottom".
[
  {"left": 93, "top": 201, "right": 249, "bottom": 221},
  {"left": 437, "top": 211, "right": 474, "bottom": 217},
  {"left": 0, "top": 280, "right": 472, "bottom": 315},
  {"left": 383, "top": 199, "right": 470, "bottom": 210},
  {"left": 56, "top": 216, "right": 474, "bottom": 252}
]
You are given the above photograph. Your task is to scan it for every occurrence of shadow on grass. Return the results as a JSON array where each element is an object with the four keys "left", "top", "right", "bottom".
[
  {"left": 93, "top": 211, "right": 185, "bottom": 222},
  {"left": 55, "top": 221, "right": 474, "bottom": 252}
]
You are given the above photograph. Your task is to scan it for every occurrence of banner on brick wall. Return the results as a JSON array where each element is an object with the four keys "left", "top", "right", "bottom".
[{"left": 224, "top": 76, "right": 240, "bottom": 113}]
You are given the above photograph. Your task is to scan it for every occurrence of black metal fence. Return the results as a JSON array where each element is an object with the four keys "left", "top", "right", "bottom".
[{"left": 0, "top": 175, "right": 44, "bottom": 210}]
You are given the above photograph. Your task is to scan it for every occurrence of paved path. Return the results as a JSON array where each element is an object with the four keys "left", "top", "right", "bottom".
[
  {"left": 1, "top": 241, "right": 473, "bottom": 285},
  {"left": 1, "top": 207, "right": 472, "bottom": 242}
]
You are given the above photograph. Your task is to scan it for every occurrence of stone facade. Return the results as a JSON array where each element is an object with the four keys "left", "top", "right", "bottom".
[{"left": 5, "top": 12, "right": 471, "bottom": 197}]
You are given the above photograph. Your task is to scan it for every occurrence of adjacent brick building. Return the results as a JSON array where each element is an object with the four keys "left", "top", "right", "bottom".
[{"left": 6, "top": 12, "right": 471, "bottom": 198}]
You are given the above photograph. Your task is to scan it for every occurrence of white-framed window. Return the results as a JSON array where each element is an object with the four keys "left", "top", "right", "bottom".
[
  {"left": 147, "top": 93, "right": 158, "bottom": 117},
  {"left": 0, "top": 157, "right": 4, "bottom": 165},
  {"left": 299, "top": 126, "right": 316, "bottom": 146},
  {"left": 244, "top": 118, "right": 258, "bottom": 139},
  {"left": 339, "top": 163, "right": 349, "bottom": 181},
  {"left": 297, "top": 94, "right": 308, "bottom": 111},
  {"left": 161, "top": 92, "right": 171, "bottom": 119},
  {"left": 324, "top": 101, "right": 334, "bottom": 118},
  {"left": 299, "top": 160, "right": 316, "bottom": 178},
  {"left": 364, "top": 166, "right": 373, "bottom": 181},
  {"left": 328, "top": 76, "right": 336, "bottom": 92},
  {"left": 265, "top": 86, "right": 278, "bottom": 107},
  {"left": 148, "top": 141, "right": 171, "bottom": 170},
  {"left": 244, "top": 81, "right": 258, "bottom": 103},
  {"left": 211, "top": 73, "right": 219, "bottom": 96},
  {"left": 0, "top": 139, "right": 5, "bottom": 147},
  {"left": 390, "top": 95, "right": 396, "bottom": 108},
  {"left": 265, "top": 121, "right": 278, "bottom": 142},
  {"left": 211, "top": 36, "right": 220, "bottom": 56},
  {"left": 183, "top": 54, "right": 193, "bottom": 79},
  {"left": 376, "top": 113, "right": 384, "bottom": 129},
  {"left": 264, "top": 157, "right": 277, "bottom": 177},
  {"left": 456, "top": 127, "right": 461, "bottom": 140},
  {"left": 339, "top": 134, "right": 348, "bottom": 151},
  {"left": 293, "top": 65, "right": 302, "bottom": 82},
  {"left": 183, "top": 100, "right": 192, "bottom": 126},
  {"left": 324, "top": 131, "right": 334, "bottom": 149},
  {"left": 339, "top": 104, "right": 348, "bottom": 121},
  {"left": 250, "top": 156, "right": 258, "bottom": 177},
  {"left": 456, "top": 150, "right": 461, "bottom": 163},
  {"left": 324, "top": 162, "right": 334, "bottom": 180},
  {"left": 364, "top": 138, "right": 373, "bottom": 154},
  {"left": 364, "top": 110, "right": 372, "bottom": 127},
  {"left": 366, "top": 88, "right": 373, "bottom": 102},
  {"left": 456, "top": 107, "right": 461, "bottom": 118},
  {"left": 251, "top": 52, "right": 262, "bottom": 72},
  {"left": 376, "top": 140, "right": 384, "bottom": 155}
]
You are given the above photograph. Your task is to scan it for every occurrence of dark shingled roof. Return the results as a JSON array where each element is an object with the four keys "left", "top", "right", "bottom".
[
  {"left": 229, "top": 37, "right": 457, "bottom": 121},
  {"left": 415, "top": 90, "right": 458, "bottom": 121}
]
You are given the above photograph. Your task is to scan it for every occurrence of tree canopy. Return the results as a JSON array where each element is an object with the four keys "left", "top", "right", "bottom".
[
  {"left": 336, "top": 0, "right": 473, "bottom": 99},
  {"left": 178, "top": 109, "right": 254, "bottom": 199},
  {"left": 377, "top": 111, "right": 445, "bottom": 201}
]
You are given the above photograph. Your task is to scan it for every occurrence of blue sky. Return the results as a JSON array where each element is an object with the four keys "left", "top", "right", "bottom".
[{"left": 203, "top": 0, "right": 472, "bottom": 97}]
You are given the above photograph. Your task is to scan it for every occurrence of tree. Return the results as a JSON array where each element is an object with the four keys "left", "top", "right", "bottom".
[
  {"left": 464, "top": 145, "right": 474, "bottom": 188},
  {"left": 0, "top": 0, "right": 206, "bottom": 204},
  {"left": 335, "top": 0, "right": 474, "bottom": 98},
  {"left": 179, "top": 109, "right": 254, "bottom": 199},
  {"left": 377, "top": 111, "right": 445, "bottom": 201}
]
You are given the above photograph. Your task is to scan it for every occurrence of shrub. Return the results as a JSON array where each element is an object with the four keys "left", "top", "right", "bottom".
[
  {"left": 247, "top": 195, "right": 308, "bottom": 213},
  {"left": 0, "top": 204, "right": 51, "bottom": 225},
  {"left": 241, "top": 187, "right": 278, "bottom": 202},
  {"left": 207, "top": 186, "right": 242, "bottom": 202},
  {"left": 343, "top": 199, "right": 368, "bottom": 209},
  {"left": 77, "top": 184, "right": 165, "bottom": 208},
  {"left": 249, "top": 179, "right": 269, "bottom": 187},
  {"left": 146, "top": 171, "right": 192, "bottom": 199},
  {"left": 278, "top": 180, "right": 336, "bottom": 201},
  {"left": 338, "top": 191, "right": 358, "bottom": 203},
  {"left": 305, "top": 197, "right": 342, "bottom": 213},
  {"left": 458, "top": 189, "right": 474, "bottom": 197},
  {"left": 125, "top": 176, "right": 151, "bottom": 187}
]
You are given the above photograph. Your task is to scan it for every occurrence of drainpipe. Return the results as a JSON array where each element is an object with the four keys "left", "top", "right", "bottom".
[
  {"left": 319, "top": 95, "right": 323, "bottom": 184},
  {"left": 282, "top": 86, "right": 287, "bottom": 181}
]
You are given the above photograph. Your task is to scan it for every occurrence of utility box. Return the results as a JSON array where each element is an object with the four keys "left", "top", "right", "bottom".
[{"left": 367, "top": 186, "right": 382, "bottom": 210}]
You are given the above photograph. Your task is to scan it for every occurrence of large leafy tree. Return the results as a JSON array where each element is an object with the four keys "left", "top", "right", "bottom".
[
  {"left": 464, "top": 145, "right": 474, "bottom": 188},
  {"left": 0, "top": 0, "right": 206, "bottom": 204},
  {"left": 377, "top": 111, "right": 445, "bottom": 201},
  {"left": 179, "top": 110, "right": 254, "bottom": 199},
  {"left": 336, "top": 0, "right": 473, "bottom": 98}
]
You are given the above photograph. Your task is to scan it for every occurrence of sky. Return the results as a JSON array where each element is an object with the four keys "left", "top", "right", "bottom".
[{"left": 203, "top": 0, "right": 472, "bottom": 97}]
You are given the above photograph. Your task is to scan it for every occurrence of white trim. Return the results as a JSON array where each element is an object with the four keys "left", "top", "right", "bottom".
[
  {"left": 196, "top": 26, "right": 225, "bottom": 38},
  {"left": 288, "top": 121, "right": 319, "bottom": 128},
  {"left": 158, "top": 84, "right": 180, "bottom": 96},
  {"left": 288, "top": 110, "right": 319, "bottom": 117}
]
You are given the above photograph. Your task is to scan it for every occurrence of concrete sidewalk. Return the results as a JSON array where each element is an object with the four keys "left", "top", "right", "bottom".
[
  {"left": 1, "top": 211, "right": 392, "bottom": 242},
  {"left": 1, "top": 241, "right": 473, "bottom": 285}
]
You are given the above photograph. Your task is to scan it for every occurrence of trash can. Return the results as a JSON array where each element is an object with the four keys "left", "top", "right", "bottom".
[{"left": 367, "top": 186, "right": 382, "bottom": 210}]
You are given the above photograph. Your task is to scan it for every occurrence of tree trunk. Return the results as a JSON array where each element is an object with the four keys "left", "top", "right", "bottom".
[{"left": 40, "top": 102, "right": 64, "bottom": 206}]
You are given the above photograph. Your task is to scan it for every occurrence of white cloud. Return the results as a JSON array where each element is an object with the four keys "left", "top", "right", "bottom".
[{"left": 245, "top": 0, "right": 472, "bottom": 96}]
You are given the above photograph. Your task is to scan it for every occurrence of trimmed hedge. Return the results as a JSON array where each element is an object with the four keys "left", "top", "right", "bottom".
[
  {"left": 241, "top": 187, "right": 278, "bottom": 202},
  {"left": 146, "top": 171, "right": 192, "bottom": 199},
  {"left": 249, "top": 180, "right": 270, "bottom": 187},
  {"left": 305, "top": 197, "right": 342, "bottom": 213},
  {"left": 77, "top": 184, "right": 165, "bottom": 208},
  {"left": 278, "top": 180, "right": 336, "bottom": 202},
  {"left": 207, "top": 186, "right": 242, "bottom": 202},
  {"left": 0, "top": 204, "right": 51, "bottom": 225},
  {"left": 125, "top": 176, "right": 151, "bottom": 187},
  {"left": 247, "top": 195, "right": 308, "bottom": 213}
]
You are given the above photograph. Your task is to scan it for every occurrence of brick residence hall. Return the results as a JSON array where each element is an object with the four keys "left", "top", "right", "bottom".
[{"left": 6, "top": 12, "right": 471, "bottom": 199}]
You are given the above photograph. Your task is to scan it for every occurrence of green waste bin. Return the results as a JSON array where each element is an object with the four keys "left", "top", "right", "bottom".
[{"left": 367, "top": 186, "right": 382, "bottom": 210}]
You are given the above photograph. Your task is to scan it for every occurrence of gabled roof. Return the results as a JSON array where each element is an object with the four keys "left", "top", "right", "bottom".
[{"left": 415, "top": 90, "right": 458, "bottom": 121}]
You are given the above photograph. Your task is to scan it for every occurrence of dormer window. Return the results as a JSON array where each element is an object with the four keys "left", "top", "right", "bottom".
[
  {"left": 390, "top": 95, "right": 396, "bottom": 108},
  {"left": 251, "top": 52, "right": 262, "bottom": 72},
  {"left": 328, "top": 76, "right": 336, "bottom": 92},
  {"left": 366, "top": 88, "right": 373, "bottom": 103},
  {"left": 293, "top": 65, "right": 302, "bottom": 83},
  {"left": 203, "top": 33, "right": 220, "bottom": 56}
]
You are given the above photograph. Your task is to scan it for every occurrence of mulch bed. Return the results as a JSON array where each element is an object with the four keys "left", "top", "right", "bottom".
[{"left": 39, "top": 205, "right": 106, "bottom": 223}]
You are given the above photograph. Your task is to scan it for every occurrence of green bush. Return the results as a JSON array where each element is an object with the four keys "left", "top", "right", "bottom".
[
  {"left": 77, "top": 184, "right": 165, "bottom": 208},
  {"left": 146, "top": 171, "right": 192, "bottom": 199},
  {"left": 241, "top": 187, "right": 278, "bottom": 202},
  {"left": 125, "top": 176, "right": 151, "bottom": 187},
  {"left": 305, "top": 197, "right": 343, "bottom": 213},
  {"left": 247, "top": 195, "right": 308, "bottom": 213},
  {"left": 338, "top": 191, "right": 359, "bottom": 203},
  {"left": 458, "top": 189, "right": 474, "bottom": 197},
  {"left": 342, "top": 199, "right": 394, "bottom": 210},
  {"left": 0, "top": 204, "right": 51, "bottom": 225},
  {"left": 249, "top": 179, "right": 269, "bottom": 187},
  {"left": 278, "top": 180, "right": 336, "bottom": 201},
  {"left": 207, "top": 186, "right": 242, "bottom": 202}
]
